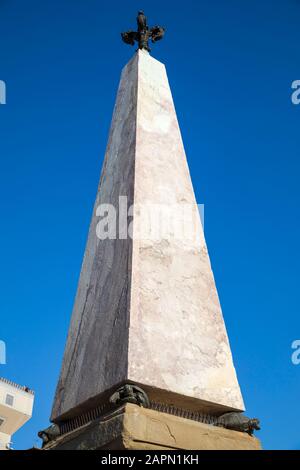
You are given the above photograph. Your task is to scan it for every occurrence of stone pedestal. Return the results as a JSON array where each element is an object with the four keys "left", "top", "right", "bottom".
[{"left": 45, "top": 404, "right": 261, "bottom": 451}]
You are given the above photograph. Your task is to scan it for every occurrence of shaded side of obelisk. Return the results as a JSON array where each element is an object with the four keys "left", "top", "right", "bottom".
[
  {"left": 51, "top": 50, "right": 244, "bottom": 424},
  {"left": 51, "top": 53, "right": 138, "bottom": 421}
]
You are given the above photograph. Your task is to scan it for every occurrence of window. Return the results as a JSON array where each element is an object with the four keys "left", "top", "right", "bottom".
[{"left": 5, "top": 394, "right": 14, "bottom": 406}]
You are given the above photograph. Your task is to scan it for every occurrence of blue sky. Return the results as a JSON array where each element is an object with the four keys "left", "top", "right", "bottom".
[{"left": 0, "top": 0, "right": 299, "bottom": 450}]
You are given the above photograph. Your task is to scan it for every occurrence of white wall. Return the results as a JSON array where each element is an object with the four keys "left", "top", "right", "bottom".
[{"left": 0, "top": 380, "right": 34, "bottom": 448}]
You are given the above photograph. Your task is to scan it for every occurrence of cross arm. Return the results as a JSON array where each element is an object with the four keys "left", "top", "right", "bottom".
[
  {"left": 150, "top": 26, "right": 165, "bottom": 43},
  {"left": 121, "top": 30, "right": 139, "bottom": 46}
]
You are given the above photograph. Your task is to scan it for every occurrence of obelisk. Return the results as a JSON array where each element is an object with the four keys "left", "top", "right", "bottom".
[{"left": 45, "top": 12, "right": 261, "bottom": 450}]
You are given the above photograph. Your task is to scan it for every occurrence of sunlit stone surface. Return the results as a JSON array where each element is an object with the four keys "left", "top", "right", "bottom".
[{"left": 51, "top": 50, "right": 244, "bottom": 422}]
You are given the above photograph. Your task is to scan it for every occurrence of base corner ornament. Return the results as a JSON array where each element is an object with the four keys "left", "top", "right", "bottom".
[
  {"left": 38, "top": 424, "right": 60, "bottom": 447},
  {"left": 217, "top": 412, "right": 261, "bottom": 436},
  {"left": 109, "top": 383, "right": 150, "bottom": 408}
]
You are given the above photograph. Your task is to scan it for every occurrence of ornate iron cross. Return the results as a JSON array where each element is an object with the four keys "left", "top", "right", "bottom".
[{"left": 121, "top": 11, "right": 165, "bottom": 52}]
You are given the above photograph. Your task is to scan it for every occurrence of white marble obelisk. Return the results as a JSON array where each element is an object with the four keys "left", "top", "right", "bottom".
[{"left": 51, "top": 50, "right": 244, "bottom": 422}]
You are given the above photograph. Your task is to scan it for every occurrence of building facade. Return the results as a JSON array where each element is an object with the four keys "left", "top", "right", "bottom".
[{"left": 0, "top": 378, "right": 34, "bottom": 450}]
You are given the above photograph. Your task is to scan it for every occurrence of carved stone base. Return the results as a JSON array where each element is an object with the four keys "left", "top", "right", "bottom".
[{"left": 44, "top": 404, "right": 261, "bottom": 450}]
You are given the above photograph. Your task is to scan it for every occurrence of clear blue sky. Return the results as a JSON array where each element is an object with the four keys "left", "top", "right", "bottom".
[{"left": 0, "top": 0, "right": 299, "bottom": 450}]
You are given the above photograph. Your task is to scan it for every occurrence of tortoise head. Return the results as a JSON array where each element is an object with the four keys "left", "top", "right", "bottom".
[
  {"left": 249, "top": 418, "right": 260, "bottom": 431},
  {"left": 123, "top": 384, "right": 132, "bottom": 394}
]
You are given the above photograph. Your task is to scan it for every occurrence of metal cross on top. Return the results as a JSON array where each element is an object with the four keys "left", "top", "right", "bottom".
[{"left": 121, "top": 11, "right": 165, "bottom": 53}]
